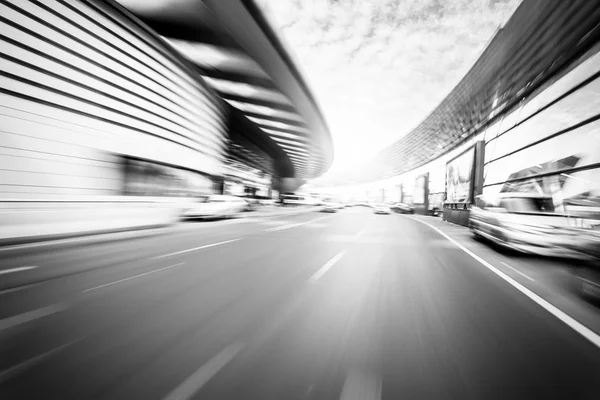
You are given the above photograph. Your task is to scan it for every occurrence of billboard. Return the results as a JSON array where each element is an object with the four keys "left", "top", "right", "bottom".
[
  {"left": 414, "top": 174, "right": 428, "bottom": 205},
  {"left": 446, "top": 146, "right": 475, "bottom": 203}
]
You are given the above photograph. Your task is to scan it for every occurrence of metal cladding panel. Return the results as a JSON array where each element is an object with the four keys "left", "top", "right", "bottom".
[{"left": 0, "top": 0, "right": 228, "bottom": 199}]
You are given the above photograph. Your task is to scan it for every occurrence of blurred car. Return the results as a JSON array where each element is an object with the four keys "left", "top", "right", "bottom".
[
  {"left": 391, "top": 202, "right": 414, "bottom": 214},
  {"left": 241, "top": 197, "right": 260, "bottom": 211},
  {"left": 182, "top": 195, "right": 248, "bottom": 219},
  {"left": 574, "top": 257, "right": 600, "bottom": 301},
  {"left": 321, "top": 201, "right": 341, "bottom": 212},
  {"left": 469, "top": 193, "right": 580, "bottom": 257},
  {"left": 569, "top": 225, "right": 600, "bottom": 300},
  {"left": 373, "top": 203, "right": 391, "bottom": 214},
  {"left": 560, "top": 193, "right": 600, "bottom": 301}
]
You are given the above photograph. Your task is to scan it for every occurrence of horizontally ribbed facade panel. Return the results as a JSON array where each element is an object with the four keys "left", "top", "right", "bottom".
[{"left": 0, "top": 0, "right": 228, "bottom": 199}]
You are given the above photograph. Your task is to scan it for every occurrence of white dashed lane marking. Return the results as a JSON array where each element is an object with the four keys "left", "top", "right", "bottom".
[
  {"left": 0, "top": 266, "right": 38, "bottom": 275},
  {"left": 163, "top": 342, "right": 245, "bottom": 400},
  {"left": 263, "top": 216, "right": 330, "bottom": 232},
  {"left": 83, "top": 263, "right": 185, "bottom": 292},
  {"left": 0, "top": 303, "right": 70, "bottom": 332},
  {"left": 500, "top": 261, "right": 535, "bottom": 282},
  {"left": 153, "top": 239, "right": 239, "bottom": 259},
  {"left": 308, "top": 250, "right": 347, "bottom": 283}
]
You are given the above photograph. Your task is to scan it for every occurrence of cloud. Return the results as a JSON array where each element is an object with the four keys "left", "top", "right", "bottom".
[{"left": 257, "top": 0, "right": 521, "bottom": 181}]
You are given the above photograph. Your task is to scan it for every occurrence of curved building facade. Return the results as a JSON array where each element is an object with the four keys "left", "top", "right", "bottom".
[
  {"left": 1, "top": 0, "right": 229, "bottom": 199},
  {"left": 118, "top": 0, "right": 334, "bottom": 188},
  {"left": 0, "top": 0, "right": 332, "bottom": 240},
  {"left": 350, "top": 0, "right": 600, "bottom": 223}
]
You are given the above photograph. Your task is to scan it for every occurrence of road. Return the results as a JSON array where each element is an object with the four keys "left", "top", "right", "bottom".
[{"left": 1, "top": 207, "right": 600, "bottom": 399}]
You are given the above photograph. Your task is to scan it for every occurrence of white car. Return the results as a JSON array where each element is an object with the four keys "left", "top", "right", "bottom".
[
  {"left": 469, "top": 193, "right": 580, "bottom": 257},
  {"left": 182, "top": 195, "right": 248, "bottom": 219},
  {"left": 373, "top": 203, "right": 391, "bottom": 214},
  {"left": 321, "top": 202, "right": 341, "bottom": 212}
]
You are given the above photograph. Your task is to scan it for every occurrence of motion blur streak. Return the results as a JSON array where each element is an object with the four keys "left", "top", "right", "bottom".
[
  {"left": 2, "top": 209, "right": 600, "bottom": 398},
  {"left": 2, "top": 0, "right": 600, "bottom": 398}
]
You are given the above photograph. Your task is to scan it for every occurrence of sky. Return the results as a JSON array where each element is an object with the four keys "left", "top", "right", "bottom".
[{"left": 256, "top": 0, "right": 522, "bottom": 180}]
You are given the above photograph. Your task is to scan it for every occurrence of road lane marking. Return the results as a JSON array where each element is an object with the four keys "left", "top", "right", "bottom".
[
  {"left": 308, "top": 250, "right": 347, "bottom": 283},
  {"left": 408, "top": 217, "right": 600, "bottom": 349},
  {"left": 0, "top": 337, "right": 84, "bottom": 383},
  {"left": 83, "top": 262, "right": 185, "bottom": 292},
  {"left": 0, "top": 282, "right": 41, "bottom": 296},
  {"left": 306, "top": 223, "right": 328, "bottom": 229},
  {"left": 340, "top": 369, "right": 381, "bottom": 400},
  {"left": 153, "top": 239, "right": 239, "bottom": 259},
  {"left": 163, "top": 342, "right": 245, "bottom": 400},
  {"left": 261, "top": 220, "right": 291, "bottom": 226},
  {"left": 264, "top": 216, "right": 329, "bottom": 232},
  {"left": 0, "top": 303, "right": 70, "bottom": 332},
  {"left": 0, "top": 266, "right": 38, "bottom": 275},
  {"left": 500, "top": 261, "right": 535, "bottom": 281},
  {"left": 354, "top": 230, "right": 365, "bottom": 239}
]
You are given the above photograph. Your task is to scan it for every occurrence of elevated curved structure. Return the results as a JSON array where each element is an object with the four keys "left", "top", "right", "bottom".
[
  {"left": 328, "top": 0, "right": 600, "bottom": 226},
  {"left": 0, "top": 0, "right": 332, "bottom": 239},
  {"left": 117, "top": 0, "right": 333, "bottom": 182},
  {"left": 357, "top": 0, "right": 600, "bottom": 184}
]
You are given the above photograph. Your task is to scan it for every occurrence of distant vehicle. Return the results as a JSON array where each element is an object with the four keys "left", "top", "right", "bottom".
[
  {"left": 280, "top": 193, "right": 314, "bottom": 206},
  {"left": 182, "top": 194, "right": 248, "bottom": 219},
  {"left": 241, "top": 197, "right": 260, "bottom": 211},
  {"left": 373, "top": 203, "right": 392, "bottom": 214},
  {"left": 469, "top": 193, "right": 580, "bottom": 257},
  {"left": 321, "top": 202, "right": 340, "bottom": 213},
  {"left": 391, "top": 203, "right": 414, "bottom": 214},
  {"left": 320, "top": 197, "right": 343, "bottom": 212}
]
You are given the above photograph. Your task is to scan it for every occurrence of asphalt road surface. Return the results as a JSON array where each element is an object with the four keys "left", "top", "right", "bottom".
[{"left": 2, "top": 207, "right": 600, "bottom": 399}]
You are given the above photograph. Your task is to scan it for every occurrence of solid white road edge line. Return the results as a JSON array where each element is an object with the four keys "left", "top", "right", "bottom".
[
  {"left": 500, "top": 261, "right": 535, "bottom": 281},
  {"left": 153, "top": 239, "right": 239, "bottom": 259},
  {"left": 408, "top": 216, "right": 600, "bottom": 349},
  {"left": 0, "top": 302, "right": 70, "bottom": 332},
  {"left": 83, "top": 262, "right": 185, "bottom": 292},
  {"left": 308, "top": 250, "right": 347, "bottom": 283},
  {"left": 340, "top": 369, "right": 381, "bottom": 400},
  {"left": 0, "top": 266, "right": 38, "bottom": 275},
  {"left": 162, "top": 342, "right": 245, "bottom": 400}
]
